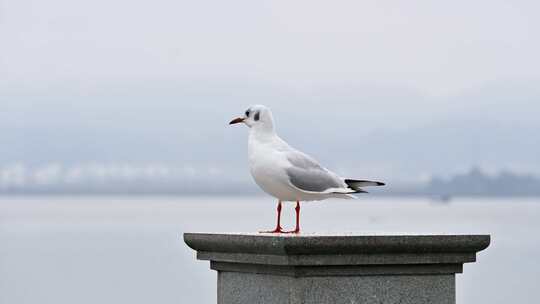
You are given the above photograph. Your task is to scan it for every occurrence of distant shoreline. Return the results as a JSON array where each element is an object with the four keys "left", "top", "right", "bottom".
[{"left": 0, "top": 192, "right": 539, "bottom": 199}]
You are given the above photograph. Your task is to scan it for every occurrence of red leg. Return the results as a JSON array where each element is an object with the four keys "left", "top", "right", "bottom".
[
  {"left": 259, "top": 201, "right": 284, "bottom": 233},
  {"left": 285, "top": 201, "right": 301, "bottom": 234}
]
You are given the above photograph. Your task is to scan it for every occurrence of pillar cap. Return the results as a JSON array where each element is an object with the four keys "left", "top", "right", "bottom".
[
  {"left": 184, "top": 233, "right": 490, "bottom": 276},
  {"left": 185, "top": 233, "right": 490, "bottom": 255}
]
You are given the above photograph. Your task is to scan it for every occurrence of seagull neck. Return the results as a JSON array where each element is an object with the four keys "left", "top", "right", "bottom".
[{"left": 250, "top": 125, "right": 277, "bottom": 142}]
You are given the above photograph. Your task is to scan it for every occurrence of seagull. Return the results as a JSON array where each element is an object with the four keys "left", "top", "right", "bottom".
[{"left": 229, "top": 105, "right": 385, "bottom": 233}]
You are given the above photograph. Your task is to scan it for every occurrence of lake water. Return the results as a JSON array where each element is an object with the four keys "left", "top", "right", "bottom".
[{"left": 1, "top": 196, "right": 539, "bottom": 304}]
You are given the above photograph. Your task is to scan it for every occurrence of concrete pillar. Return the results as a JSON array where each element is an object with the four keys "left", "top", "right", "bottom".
[{"left": 184, "top": 233, "right": 490, "bottom": 304}]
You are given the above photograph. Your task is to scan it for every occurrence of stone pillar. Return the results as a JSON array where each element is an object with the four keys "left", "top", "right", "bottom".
[{"left": 184, "top": 233, "right": 490, "bottom": 304}]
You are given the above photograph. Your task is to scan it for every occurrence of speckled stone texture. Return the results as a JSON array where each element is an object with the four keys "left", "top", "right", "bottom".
[
  {"left": 218, "top": 272, "right": 454, "bottom": 304},
  {"left": 184, "top": 233, "right": 490, "bottom": 304}
]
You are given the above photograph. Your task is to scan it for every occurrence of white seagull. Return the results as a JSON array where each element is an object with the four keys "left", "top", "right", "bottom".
[{"left": 229, "top": 105, "right": 385, "bottom": 233}]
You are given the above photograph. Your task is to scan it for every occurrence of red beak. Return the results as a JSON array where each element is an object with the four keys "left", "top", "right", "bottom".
[{"left": 229, "top": 117, "right": 245, "bottom": 125}]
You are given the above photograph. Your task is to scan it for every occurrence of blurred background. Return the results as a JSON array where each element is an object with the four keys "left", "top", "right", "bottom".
[{"left": 1, "top": 0, "right": 539, "bottom": 303}]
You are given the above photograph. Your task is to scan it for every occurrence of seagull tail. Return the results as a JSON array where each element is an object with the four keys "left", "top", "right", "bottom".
[{"left": 344, "top": 179, "right": 385, "bottom": 193}]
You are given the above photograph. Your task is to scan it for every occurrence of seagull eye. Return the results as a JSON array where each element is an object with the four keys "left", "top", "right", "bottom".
[{"left": 245, "top": 110, "right": 250, "bottom": 117}]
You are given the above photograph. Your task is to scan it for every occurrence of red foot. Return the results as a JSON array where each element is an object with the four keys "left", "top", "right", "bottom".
[
  {"left": 283, "top": 228, "right": 300, "bottom": 234},
  {"left": 260, "top": 201, "right": 284, "bottom": 233},
  {"left": 259, "top": 226, "right": 285, "bottom": 234}
]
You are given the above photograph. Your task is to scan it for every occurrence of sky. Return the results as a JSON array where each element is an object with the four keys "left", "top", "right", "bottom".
[{"left": 1, "top": 0, "right": 539, "bottom": 187}]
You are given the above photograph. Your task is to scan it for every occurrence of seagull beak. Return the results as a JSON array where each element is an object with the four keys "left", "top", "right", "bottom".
[{"left": 229, "top": 117, "right": 245, "bottom": 125}]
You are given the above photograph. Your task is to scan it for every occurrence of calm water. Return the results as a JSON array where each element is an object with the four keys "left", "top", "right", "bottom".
[{"left": 0, "top": 196, "right": 539, "bottom": 304}]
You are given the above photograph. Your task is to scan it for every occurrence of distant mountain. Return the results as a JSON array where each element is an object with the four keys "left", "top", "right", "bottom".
[
  {"left": 2, "top": 80, "right": 539, "bottom": 194},
  {"left": 1, "top": 162, "right": 539, "bottom": 197},
  {"left": 423, "top": 167, "right": 540, "bottom": 197}
]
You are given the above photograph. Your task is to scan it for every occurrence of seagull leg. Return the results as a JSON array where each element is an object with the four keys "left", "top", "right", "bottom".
[
  {"left": 259, "top": 200, "right": 284, "bottom": 233},
  {"left": 285, "top": 201, "right": 301, "bottom": 234}
]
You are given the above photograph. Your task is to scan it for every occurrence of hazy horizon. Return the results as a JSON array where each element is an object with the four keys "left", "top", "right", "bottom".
[{"left": 2, "top": 0, "right": 539, "bottom": 189}]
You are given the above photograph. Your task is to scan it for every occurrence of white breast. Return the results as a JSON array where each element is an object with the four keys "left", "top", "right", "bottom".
[{"left": 248, "top": 133, "right": 300, "bottom": 201}]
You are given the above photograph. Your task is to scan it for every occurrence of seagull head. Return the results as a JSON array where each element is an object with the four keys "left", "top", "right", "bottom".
[{"left": 229, "top": 105, "right": 274, "bottom": 131}]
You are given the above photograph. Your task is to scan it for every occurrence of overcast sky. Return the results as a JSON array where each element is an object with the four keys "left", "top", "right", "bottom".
[
  {"left": 2, "top": 0, "right": 539, "bottom": 93},
  {"left": 1, "top": 0, "right": 539, "bottom": 182}
]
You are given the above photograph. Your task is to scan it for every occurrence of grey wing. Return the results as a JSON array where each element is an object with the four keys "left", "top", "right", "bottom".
[{"left": 285, "top": 150, "right": 346, "bottom": 192}]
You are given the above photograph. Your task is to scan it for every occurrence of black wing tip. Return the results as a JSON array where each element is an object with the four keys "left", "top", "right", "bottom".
[{"left": 344, "top": 179, "right": 386, "bottom": 187}]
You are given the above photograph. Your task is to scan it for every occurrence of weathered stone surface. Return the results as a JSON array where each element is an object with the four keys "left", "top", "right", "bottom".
[
  {"left": 218, "top": 272, "right": 455, "bottom": 304},
  {"left": 211, "top": 261, "right": 463, "bottom": 277},
  {"left": 184, "top": 233, "right": 490, "bottom": 304},
  {"left": 184, "top": 233, "right": 490, "bottom": 256}
]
